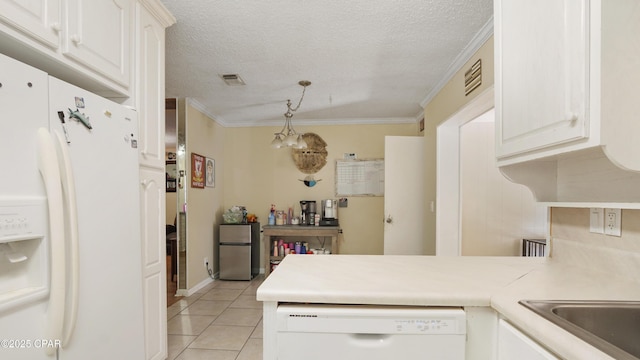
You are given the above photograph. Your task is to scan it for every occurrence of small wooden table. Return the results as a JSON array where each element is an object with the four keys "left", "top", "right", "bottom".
[{"left": 263, "top": 225, "right": 340, "bottom": 276}]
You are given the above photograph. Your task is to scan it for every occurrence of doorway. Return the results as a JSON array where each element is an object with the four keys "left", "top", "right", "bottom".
[
  {"left": 436, "top": 86, "right": 547, "bottom": 256},
  {"left": 459, "top": 111, "right": 547, "bottom": 255},
  {"left": 165, "top": 99, "right": 184, "bottom": 306}
]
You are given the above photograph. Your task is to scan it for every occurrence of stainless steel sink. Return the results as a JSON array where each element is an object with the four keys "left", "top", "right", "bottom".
[{"left": 519, "top": 300, "right": 640, "bottom": 360}]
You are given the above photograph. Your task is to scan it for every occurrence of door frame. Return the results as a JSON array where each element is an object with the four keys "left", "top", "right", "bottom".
[{"left": 436, "top": 86, "right": 494, "bottom": 256}]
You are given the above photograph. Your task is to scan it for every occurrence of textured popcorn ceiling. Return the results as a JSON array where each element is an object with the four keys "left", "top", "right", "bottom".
[{"left": 161, "top": 0, "right": 493, "bottom": 127}]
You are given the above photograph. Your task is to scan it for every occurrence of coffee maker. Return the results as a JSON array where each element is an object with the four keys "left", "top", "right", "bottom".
[
  {"left": 299, "top": 200, "right": 316, "bottom": 226},
  {"left": 320, "top": 199, "right": 339, "bottom": 226}
]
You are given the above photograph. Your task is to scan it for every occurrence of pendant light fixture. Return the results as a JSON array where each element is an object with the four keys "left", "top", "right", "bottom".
[{"left": 270, "top": 80, "right": 311, "bottom": 149}]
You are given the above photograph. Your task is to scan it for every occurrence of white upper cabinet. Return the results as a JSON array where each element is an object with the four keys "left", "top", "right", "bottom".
[
  {"left": 64, "top": 0, "right": 133, "bottom": 88},
  {"left": 0, "top": 0, "right": 61, "bottom": 48},
  {"left": 495, "top": 0, "right": 640, "bottom": 205},
  {"left": 495, "top": 0, "right": 589, "bottom": 159},
  {"left": 0, "top": 0, "right": 132, "bottom": 94}
]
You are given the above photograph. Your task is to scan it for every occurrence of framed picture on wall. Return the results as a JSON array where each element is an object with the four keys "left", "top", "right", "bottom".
[
  {"left": 191, "top": 153, "right": 205, "bottom": 188},
  {"left": 205, "top": 157, "right": 215, "bottom": 188},
  {"left": 166, "top": 161, "right": 177, "bottom": 192}
]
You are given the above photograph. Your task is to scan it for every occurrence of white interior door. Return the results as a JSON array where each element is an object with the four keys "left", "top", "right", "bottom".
[{"left": 384, "top": 136, "right": 425, "bottom": 255}]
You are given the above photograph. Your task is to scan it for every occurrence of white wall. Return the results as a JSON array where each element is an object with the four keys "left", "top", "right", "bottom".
[{"left": 460, "top": 113, "right": 547, "bottom": 255}]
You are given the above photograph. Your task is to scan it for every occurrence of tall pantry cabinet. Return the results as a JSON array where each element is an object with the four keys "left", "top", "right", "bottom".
[
  {"left": 0, "top": 1, "right": 176, "bottom": 359},
  {"left": 135, "top": 2, "right": 175, "bottom": 360}
]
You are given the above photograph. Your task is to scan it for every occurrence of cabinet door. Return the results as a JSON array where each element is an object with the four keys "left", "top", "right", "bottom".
[
  {"left": 0, "top": 0, "right": 61, "bottom": 48},
  {"left": 495, "top": 0, "right": 589, "bottom": 158},
  {"left": 64, "top": 0, "right": 132, "bottom": 87},
  {"left": 136, "top": 5, "right": 165, "bottom": 167},
  {"left": 498, "top": 320, "right": 559, "bottom": 360},
  {"left": 139, "top": 167, "right": 167, "bottom": 360}
]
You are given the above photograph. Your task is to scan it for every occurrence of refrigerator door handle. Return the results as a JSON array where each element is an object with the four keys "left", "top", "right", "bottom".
[
  {"left": 54, "top": 130, "right": 80, "bottom": 347},
  {"left": 37, "top": 128, "right": 66, "bottom": 355}
]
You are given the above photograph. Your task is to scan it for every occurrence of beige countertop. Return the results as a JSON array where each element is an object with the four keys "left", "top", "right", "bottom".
[
  {"left": 257, "top": 254, "right": 640, "bottom": 360},
  {"left": 257, "top": 255, "right": 545, "bottom": 305}
]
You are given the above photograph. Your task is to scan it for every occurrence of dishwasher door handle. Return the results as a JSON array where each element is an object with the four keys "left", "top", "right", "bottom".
[{"left": 348, "top": 333, "right": 392, "bottom": 347}]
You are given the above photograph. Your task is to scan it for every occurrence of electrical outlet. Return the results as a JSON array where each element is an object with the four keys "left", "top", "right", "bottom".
[
  {"left": 604, "top": 208, "right": 621, "bottom": 237},
  {"left": 204, "top": 257, "right": 209, "bottom": 268}
]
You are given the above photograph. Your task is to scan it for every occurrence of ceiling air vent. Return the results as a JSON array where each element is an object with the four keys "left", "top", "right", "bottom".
[
  {"left": 220, "top": 74, "right": 246, "bottom": 86},
  {"left": 464, "top": 59, "right": 481, "bottom": 96}
]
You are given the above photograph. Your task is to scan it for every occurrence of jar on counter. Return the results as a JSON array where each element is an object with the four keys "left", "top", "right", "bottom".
[{"left": 294, "top": 242, "right": 302, "bottom": 254}]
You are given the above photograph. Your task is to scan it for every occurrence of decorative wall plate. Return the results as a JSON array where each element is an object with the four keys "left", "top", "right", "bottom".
[
  {"left": 291, "top": 132, "right": 328, "bottom": 174},
  {"left": 299, "top": 175, "right": 322, "bottom": 187}
]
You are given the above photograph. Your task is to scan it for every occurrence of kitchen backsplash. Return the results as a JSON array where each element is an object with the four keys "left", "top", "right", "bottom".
[{"left": 550, "top": 208, "right": 640, "bottom": 283}]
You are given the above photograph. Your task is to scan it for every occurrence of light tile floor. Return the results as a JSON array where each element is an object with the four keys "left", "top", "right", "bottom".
[{"left": 167, "top": 276, "right": 264, "bottom": 360}]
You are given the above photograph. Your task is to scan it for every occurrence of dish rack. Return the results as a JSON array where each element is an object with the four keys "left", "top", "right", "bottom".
[{"left": 522, "top": 238, "right": 546, "bottom": 257}]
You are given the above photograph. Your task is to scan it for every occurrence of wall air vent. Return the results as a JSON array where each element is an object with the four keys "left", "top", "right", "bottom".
[
  {"left": 464, "top": 59, "right": 482, "bottom": 96},
  {"left": 220, "top": 74, "right": 246, "bottom": 86}
]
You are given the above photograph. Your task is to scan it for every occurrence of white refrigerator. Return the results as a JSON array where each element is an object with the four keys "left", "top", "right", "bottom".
[{"left": 0, "top": 53, "right": 145, "bottom": 359}]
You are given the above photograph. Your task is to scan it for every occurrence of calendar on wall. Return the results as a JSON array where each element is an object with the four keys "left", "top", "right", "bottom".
[{"left": 335, "top": 159, "right": 384, "bottom": 196}]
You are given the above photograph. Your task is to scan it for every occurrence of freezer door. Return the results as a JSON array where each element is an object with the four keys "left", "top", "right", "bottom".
[
  {"left": 220, "top": 224, "right": 252, "bottom": 244},
  {"left": 0, "top": 53, "right": 49, "bottom": 196},
  {"left": 0, "top": 54, "right": 51, "bottom": 360},
  {"left": 219, "top": 245, "right": 251, "bottom": 280}
]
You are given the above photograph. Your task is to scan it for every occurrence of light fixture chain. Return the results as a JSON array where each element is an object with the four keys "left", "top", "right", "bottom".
[{"left": 289, "top": 84, "right": 307, "bottom": 113}]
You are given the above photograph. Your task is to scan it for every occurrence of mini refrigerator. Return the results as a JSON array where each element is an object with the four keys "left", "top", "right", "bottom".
[{"left": 219, "top": 223, "right": 260, "bottom": 280}]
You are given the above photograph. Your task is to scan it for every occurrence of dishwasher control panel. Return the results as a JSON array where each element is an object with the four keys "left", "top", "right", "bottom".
[
  {"left": 394, "top": 318, "right": 458, "bottom": 334},
  {"left": 277, "top": 304, "right": 465, "bottom": 335}
]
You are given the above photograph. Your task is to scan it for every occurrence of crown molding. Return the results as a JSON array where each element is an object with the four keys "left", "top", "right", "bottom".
[
  {"left": 224, "top": 117, "right": 419, "bottom": 128},
  {"left": 139, "top": 0, "right": 177, "bottom": 28},
  {"left": 185, "top": 98, "right": 418, "bottom": 128},
  {"left": 419, "top": 16, "right": 494, "bottom": 108},
  {"left": 186, "top": 98, "right": 227, "bottom": 127}
]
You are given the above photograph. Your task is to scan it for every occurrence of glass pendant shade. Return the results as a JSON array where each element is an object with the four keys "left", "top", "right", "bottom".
[
  {"left": 284, "top": 133, "right": 298, "bottom": 146},
  {"left": 296, "top": 134, "right": 307, "bottom": 149},
  {"left": 270, "top": 134, "right": 283, "bottom": 148}
]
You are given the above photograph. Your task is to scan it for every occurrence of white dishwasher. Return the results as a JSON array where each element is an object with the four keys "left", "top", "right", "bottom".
[{"left": 276, "top": 304, "right": 466, "bottom": 360}]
